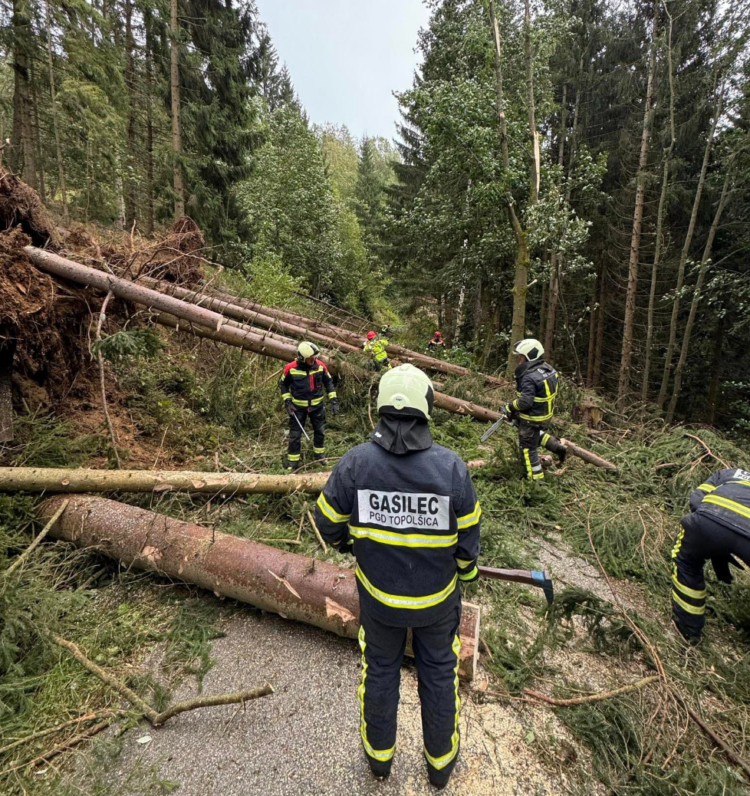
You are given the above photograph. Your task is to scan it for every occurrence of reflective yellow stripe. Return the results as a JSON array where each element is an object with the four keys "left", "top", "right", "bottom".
[
  {"left": 287, "top": 454, "right": 301, "bottom": 461},
  {"left": 349, "top": 525, "right": 457, "bottom": 548},
  {"left": 697, "top": 483, "right": 716, "bottom": 493},
  {"left": 292, "top": 395, "right": 324, "bottom": 407},
  {"left": 456, "top": 502, "right": 482, "bottom": 529},
  {"left": 289, "top": 369, "right": 308, "bottom": 376},
  {"left": 328, "top": 392, "right": 337, "bottom": 399},
  {"left": 704, "top": 495, "right": 750, "bottom": 520},
  {"left": 358, "top": 626, "right": 395, "bottom": 762},
  {"left": 672, "top": 590, "right": 705, "bottom": 615},
  {"left": 456, "top": 558, "right": 474, "bottom": 568},
  {"left": 458, "top": 566, "right": 478, "bottom": 581},
  {"left": 355, "top": 566, "right": 457, "bottom": 610},
  {"left": 316, "top": 494, "right": 349, "bottom": 524},
  {"left": 281, "top": 392, "right": 291, "bottom": 400},
  {"left": 523, "top": 449, "right": 534, "bottom": 479},
  {"left": 729, "top": 480, "right": 750, "bottom": 488},
  {"left": 672, "top": 574, "right": 706, "bottom": 600},
  {"left": 313, "top": 447, "right": 326, "bottom": 454},
  {"left": 425, "top": 634, "right": 461, "bottom": 770},
  {"left": 541, "top": 433, "right": 551, "bottom": 447},
  {"left": 520, "top": 411, "right": 554, "bottom": 422}
]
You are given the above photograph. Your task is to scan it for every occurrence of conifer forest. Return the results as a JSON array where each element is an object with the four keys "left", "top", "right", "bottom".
[{"left": 0, "top": 1, "right": 749, "bottom": 794}]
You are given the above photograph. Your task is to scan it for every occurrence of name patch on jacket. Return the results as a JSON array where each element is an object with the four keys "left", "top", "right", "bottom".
[
  {"left": 357, "top": 490, "right": 450, "bottom": 529},
  {"left": 733, "top": 469, "right": 750, "bottom": 482}
]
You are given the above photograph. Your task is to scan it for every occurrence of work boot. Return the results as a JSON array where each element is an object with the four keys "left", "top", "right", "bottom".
[
  {"left": 314, "top": 453, "right": 326, "bottom": 463},
  {"left": 285, "top": 459, "right": 299, "bottom": 472},
  {"left": 367, "top": 758, "right": 392, "bottom": 780}
]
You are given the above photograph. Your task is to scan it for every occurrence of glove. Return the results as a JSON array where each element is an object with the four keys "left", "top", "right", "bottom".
[
  {"left": 337, "top": 539, "right": 354, "bottom": 557},
  {"left": 330, "top": 399, "right": 340, "bottom": 416},
  {"left": 500, "top": 403, "right": 515, "bottom": 418},
  {"left": 284, "top": 399, "right": 294, "bottom": 417},
  {"left": 711, "top": 554, "right": 743, "bottom": 584}
]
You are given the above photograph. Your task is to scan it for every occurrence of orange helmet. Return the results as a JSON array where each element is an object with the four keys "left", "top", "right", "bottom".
[{"left": 367, "top": 331, "right": 377, "bottom": 340}]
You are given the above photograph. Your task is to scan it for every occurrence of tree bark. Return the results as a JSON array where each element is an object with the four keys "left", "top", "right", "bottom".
[
  {"left": 144, "top": 8, "right": 155, "bottom": 236},
  {"left": 658, "top": 87, "right": 723, "bottom": 408},
  {"left": 488, "top": 0, "right": 530, "bottom": 378},
  {"left": 29, "top": 59, "right": 45, "bottom": 201},
  {"left": 38, "top": 495, "right": 481, "bottom": 681},
  {"left": 11, "top": 0, "right": 38, "bottom": 188},
  {"left": 45, "top": 0, "right": 68, "bottom": 221},
  {"left": 524, "top": 0, "right": 538, "bottom": 205},
  {"left": 706, "top": 315, "right": 725, "bottom": 426},
  {"left": 642, "top": 5, "right": 676, "bottom": 402},
  {"left": 1, "top": 467, "right": 329, "bottom": 495},
  {"left": 592, "top": 263, "right": 607, "bottom": 390},
  {"left": 170, "top": 0, "right": 185, "bottom": 220},
  {"left": 617, "top": 8, "right": 658, "bottom": 404},
  {"left": 124, "top": 0, "right": 137, "bottom": 228},
  {"left": 0, "top": 339, "right": 15, "bottom": 443},
  {"left": 666, "top": 165, "right": 733, "bottom": 422},
  {"left": 585, "top": 265, "right": 600, "bottom": 387}
]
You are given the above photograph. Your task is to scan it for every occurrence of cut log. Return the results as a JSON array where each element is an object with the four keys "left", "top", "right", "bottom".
[
  {"left": 38, "top": 495, "right": 480, "bottom": 681},
  {"left": 0, "top": 467, "right": 329, "bottom": 495},
  {"left": 24, "top": 247, "right": 502, "bottom": 425},
  {"left": 560, "top": 439, "right": 617, "bottom": 471}
]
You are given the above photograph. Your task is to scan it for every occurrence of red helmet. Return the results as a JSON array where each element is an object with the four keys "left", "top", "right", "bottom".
[
  {"left": 435, "top": 331, "right": 442, "bottom": 336},
  {"left": 367, "top": 331, "right": 377, "bottom": 340}
]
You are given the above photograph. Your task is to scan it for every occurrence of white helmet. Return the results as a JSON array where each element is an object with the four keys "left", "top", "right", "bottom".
[
  {"left": 513, "top": 338, "right": 544, "bottom": 362},
  {"left": 377, "top": 364, "right": 434, "bottom": 421},
  {"left": 297, "top": 341, "right": 320, "bottom": 360}
]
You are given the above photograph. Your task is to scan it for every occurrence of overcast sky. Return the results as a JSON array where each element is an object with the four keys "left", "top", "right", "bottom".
[{"left": 255, "top": 0, "right": 431, "bottom": 140}]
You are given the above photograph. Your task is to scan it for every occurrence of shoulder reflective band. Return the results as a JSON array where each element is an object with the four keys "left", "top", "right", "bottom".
[
  {"left": 703, "top": 495, "right": 750, "bottom": 520},
  {"left": 316, "top": 493, "right": 349, "bottom": 524},
  {"left": 697, "top": 483, "right": 716, "bottom": 493},
  {"left": 355, "top": 566, "right": 457, "bottom": 610},
  {"left": 457, "top": 502, "right": 482, "bottom": 529},
  {"left": 349, "top": 526, "right": 457, "bottom": 548}
]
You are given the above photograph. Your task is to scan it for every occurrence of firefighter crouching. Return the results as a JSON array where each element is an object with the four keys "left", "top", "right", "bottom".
[
  {"left": 363, "top": 330, "right": 391, "bottom": 370},
  {"left": 315, "top": 364, "right": 481, "bottom": 788},
  {"left": 280, "top": 341, "right": 339, "bottom": 471},
  {"left": 672, "top": 468, "right": 750, "bottom": 641},
  {"left": 502, "top": 338, "right": 566, "bottom": 481}
]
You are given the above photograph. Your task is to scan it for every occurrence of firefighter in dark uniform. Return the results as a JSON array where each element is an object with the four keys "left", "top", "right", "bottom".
[
  {"left": 280, "top": 341, "right": 339, "bottom": 471},
  {"left": 501, "top": 338, "right": 566, "bottom": 481},
  {"left": 671, "top": 468, "right": 750, "bottom": 641},
  {"left": 314, "top": 364, "right": 481, "bottom": 788}
]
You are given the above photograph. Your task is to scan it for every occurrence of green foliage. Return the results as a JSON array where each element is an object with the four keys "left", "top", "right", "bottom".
[{"left": 93, "top": 328, "right": 163, "bottom": 363}]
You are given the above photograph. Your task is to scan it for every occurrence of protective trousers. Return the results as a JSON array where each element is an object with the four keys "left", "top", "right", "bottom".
[
  {"left": 357, "top": 601, "right": 462, "bottom": 786},
  {"left": 671, "top": 512, "right": 750, "bottom": 639},
  {"left": 288, "top": 405, "right": 326, "bottom": 464},
  {"left": 517, "top": 420, "right": 566, "bottom": 481}
]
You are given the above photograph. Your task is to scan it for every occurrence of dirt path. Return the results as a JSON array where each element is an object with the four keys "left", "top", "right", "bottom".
[{"left": 68, "top": 609, "right": 576, "bottom": 796}]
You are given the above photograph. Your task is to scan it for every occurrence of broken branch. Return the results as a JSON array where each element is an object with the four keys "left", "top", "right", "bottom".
[
  {"left": 522, "top": 675, "right": 659, "bottom": 706},
  {"left": 4, "top": 499, "right": 69, "bottom": 577}
]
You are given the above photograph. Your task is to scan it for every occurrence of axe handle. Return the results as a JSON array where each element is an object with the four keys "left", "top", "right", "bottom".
[{"left": 478, "top": 566, "right": 554, "bottom": 604}]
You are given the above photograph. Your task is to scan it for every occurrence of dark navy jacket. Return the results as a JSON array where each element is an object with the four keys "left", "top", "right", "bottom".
[
  {"left": 511, "top": 360, "right": 559, "bottom": 423},
  {"left": 689, "top": 468, "right": 750, "bottom": 539},
  {"left": 314, "top": 440, "right": 481, "bottom": 627}
]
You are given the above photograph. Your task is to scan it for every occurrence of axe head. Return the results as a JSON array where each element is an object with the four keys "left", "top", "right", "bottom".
[{"left": 531, "top": 570, "right": 555, "bottom": 605}]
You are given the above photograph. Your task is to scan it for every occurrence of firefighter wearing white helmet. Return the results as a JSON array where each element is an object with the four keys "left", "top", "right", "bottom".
[
  {"left": 502, "top": 338, "right": 567, "bottom": 481},
  {"left": 279, "top": 341, "right": 339, "bottom": 470},
  {"left": 314, "top": 364, "right": 481, "bottom": 788}
]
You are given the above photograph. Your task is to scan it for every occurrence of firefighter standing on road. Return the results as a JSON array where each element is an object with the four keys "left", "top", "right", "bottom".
[
  {"left": 363, "top": 330, "right": 391, "bottom": 370},
  {"left": 280, "top": 342, "right": 339, "bottom": 470},
  {"left": 671, "top": 467, "right": 750, "bottom": 641},
  {"left": 315, "top": 364, "right": 481, "bottom": 788},
  {"left": 502, "top": 338, "right": 566, "bottom": 482}
]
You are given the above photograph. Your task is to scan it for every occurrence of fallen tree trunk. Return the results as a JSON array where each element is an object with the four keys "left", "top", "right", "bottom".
[
  {"left": 38, "top": 495, "right": 480, "bottom": 681},
  {"left": 154, "top": 313, "right": 503, "bottom": 422},
  {"left": 0, "top": 467, "right": 329, "bottom": 495},
  {"left": 25, "top": 247, "right": 502, "bottom": 424},
  {"left": 147, "top": 278, "right": 506, "bottom": 386},
  {"left": 560, "top": 439, "right": 617, "bottom": 471}
]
